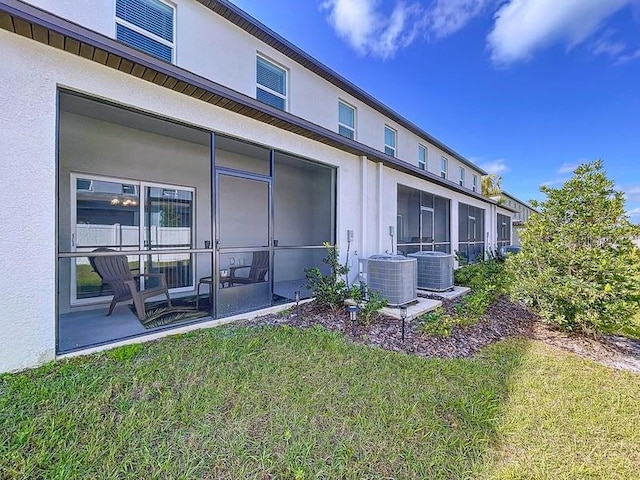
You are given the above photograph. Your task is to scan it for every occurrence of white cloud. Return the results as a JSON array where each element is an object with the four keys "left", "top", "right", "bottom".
[
  {"left": 627, "top": 207, "right": 640, "bottom": 223},
  {"left": 623, "top": 186, "right": 640, "bottom": 201},
  {"left": 615, "top": 48, "right": 640, "bottom": 65},
  {"left": 479, "top": 159, "right": 510, "bottom": 175},
  {"left": 592, "top": 37, "right": 626, "bottom": 58},
  {"left": 321, "top": 0, "right": 495, "bottom": 58},
  {"left": 320, "top": 0, "right": 639, "bottom": 63},
  {"left": 320, "top": 0, "right": 422, "bottom": 59},
  {"left": 425, "top": 0, "right": 494, "bottom": 39},
  {"left": 487, "top": 0, "right": 633, "bottom": 65},
  {"left": 541, "top": 177, "right": 570, "bottom": 187},
  {"left": 557, "top": 162, "right": 581, "bottom": 174}
]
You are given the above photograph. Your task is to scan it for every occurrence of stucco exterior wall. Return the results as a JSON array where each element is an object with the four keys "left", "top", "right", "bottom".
[
  {"left": 0, "top": 30, "right": 359, "bottom": 372},
  {"left": 0, "top": 2, "right": 504, "bottom": 372},
  {"left": 21, "top": 0, "right": 485, "bottom": 186}
]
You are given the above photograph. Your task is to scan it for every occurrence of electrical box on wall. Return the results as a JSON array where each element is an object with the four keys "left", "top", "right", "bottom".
[{"left": 347, "top": 229, "right": 354, "bottom": 242}]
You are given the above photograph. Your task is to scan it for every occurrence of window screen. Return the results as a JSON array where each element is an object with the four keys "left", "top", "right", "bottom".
[
  {"left": 497, "top": 213, "right": 511, "bottom": 247},
  {"left": 397, "top": 184, "right": 450, "bottom": 255},
  {"left": 458, "top": 203, "right": 485, "bottom": 263}
]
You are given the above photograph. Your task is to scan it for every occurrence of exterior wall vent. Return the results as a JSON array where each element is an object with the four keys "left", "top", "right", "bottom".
[
  {"left": 364, "top": 255, "right": 417, "bottom": 306},
  {"left": 408, "top": 251, "right": 453, "bottom": 291}
]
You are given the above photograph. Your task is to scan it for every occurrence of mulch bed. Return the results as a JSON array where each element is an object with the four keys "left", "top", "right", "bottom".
[{"left": 239, "top": 296, "right": 640, "bottom": 374}]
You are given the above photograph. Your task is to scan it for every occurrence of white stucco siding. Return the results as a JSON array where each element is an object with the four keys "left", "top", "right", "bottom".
[
  {"left": 20, "top": 0, "right": 486, "bottom": 189},
  {"left": 0, "top": 30, "right": 58, "bottom": 372},
  {"left": 21, "top": 0, "right": 115, "bottom": 37},
  {"left": 0, "top": 30, "right": 362, "bottom": 372}
]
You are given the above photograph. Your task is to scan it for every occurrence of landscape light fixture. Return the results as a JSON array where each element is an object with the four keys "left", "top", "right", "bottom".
[
  {"left": 400, "top": 305, "right": 407, "bottom": 342},
  {"left": 347, "top": 305, "right": 358, "bottom": 335},
  {"left": 294, "top": 291, "right": 300, "bottom": 317}
]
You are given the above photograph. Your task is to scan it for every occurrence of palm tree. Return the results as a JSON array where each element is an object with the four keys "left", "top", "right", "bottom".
[{"left": 481, "top": 174, "right": 502, "bottom": 197}]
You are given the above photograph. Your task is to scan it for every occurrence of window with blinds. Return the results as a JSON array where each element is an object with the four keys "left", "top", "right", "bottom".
[
  {"left": 338, "top": 100, "right": 356, "bottom": 139},
  {"left": 256, "top": 56, "right": 287, "bottom": 110},
  {"left": 115, "top": 0, "right": 174, "bottom": 63}
]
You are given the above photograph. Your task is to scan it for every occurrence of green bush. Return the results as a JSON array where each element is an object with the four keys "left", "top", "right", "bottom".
[
  {"left": 347, "top": 284, "right": 388, "bottom": 324},
  {"left": 419, "top": 307, "right": 458, "bottom": 336},
  {"left": 507, "top": 160, "right": 640, "bottom": 334},
  {"left": 305, "top": 243, "right": 349, "bottom": 310},
  {"left": 453, "top": 260, "right": 509, "bottom": 320}
]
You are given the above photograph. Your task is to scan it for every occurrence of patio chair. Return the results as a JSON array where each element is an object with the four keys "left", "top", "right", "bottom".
[
  {"left": 90, "top": 248, "right": 172, "bottom": 320},
  {"left": 229, "top": 250, "right": 269, "bottom": 286},
  {"left": 88, "top": 247, "right": 140, "bottom": 296}
]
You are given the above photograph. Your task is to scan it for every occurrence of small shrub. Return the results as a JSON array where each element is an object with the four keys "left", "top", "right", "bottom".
[
  {"left": 359, "top": 290, "right": 388, "bottom": 324},
  {"left": 346, "top": 283, "right": 388, "bottom": 324},
  {"left": 419, "top": 307, "right": 457, "bottom": 336},
  {"left": 305, "top": 242, "right": 349, "bottom": 310}
]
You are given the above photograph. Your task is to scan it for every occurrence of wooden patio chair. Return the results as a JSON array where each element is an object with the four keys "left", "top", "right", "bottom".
[
  {"left": 229, "top": 250, "right": 269, "bottom": 285},
  {"left": 90, "top": 248, "right": 172, "bottom": 320}
]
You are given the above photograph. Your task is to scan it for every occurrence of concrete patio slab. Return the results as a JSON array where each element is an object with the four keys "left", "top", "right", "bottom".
[
  {"left": 380, "top": 297, "right": 442, "bottom": 319},
  {"left": 417, "top": 286, "right": 470, "bottom": 300}
]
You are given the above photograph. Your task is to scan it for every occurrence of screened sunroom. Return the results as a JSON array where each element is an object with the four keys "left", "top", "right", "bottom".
[{"left": 56, "top": 91, "right": 335, "bottom": 353}]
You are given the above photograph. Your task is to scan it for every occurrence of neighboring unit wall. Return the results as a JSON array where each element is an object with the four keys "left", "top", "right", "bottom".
[{"left": 20, "top": 0, "right": 486, "bottom": 188}]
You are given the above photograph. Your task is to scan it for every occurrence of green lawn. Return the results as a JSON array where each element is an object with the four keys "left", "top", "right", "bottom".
[{"left": 1, "top": 326, "right": 639, "bottom": 479}]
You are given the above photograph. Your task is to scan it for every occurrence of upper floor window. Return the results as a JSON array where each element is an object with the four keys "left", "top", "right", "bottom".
[
  {"left": 256, "top": 56, "right": 287, "bottom": 111},
  {"left": 440, "top": 157, "right": 448, "bottom": 179},
  {"left": 472, "top": 174, "right": 478, "bottom": 192},
  {"left": 338, "top": 100, "right": 356, "bottom": 140},
  {"left": 459, "top": 167, "right": 465, "bottom": 186},
  {"left": 418, "top": 144, "right": 427, "bottom": 170},
  {"left": 115, "top": 0, "right": 174, "bottom": 63},
  {"left": 384, "top": 126, "right": 397, "bottom": 157}
]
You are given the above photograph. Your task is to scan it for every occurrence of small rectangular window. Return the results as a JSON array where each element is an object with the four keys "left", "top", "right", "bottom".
[
  {"left": 256, "top": 56, "right": 287, "bottom": 111},
  {"left": 472, "top": 174, "right": 478, "bottom": 192},
  {"left": 338, "top": 100, "right": 356, "bottom": 140},
  {"left": 384, "top": 126, "right": 397, "bottom": 157},
  {"left": 440, "top": 157, "right": 448, "bottom": 179},
  {"left": 418, "top": 144, "right": 427, "bottom": 170},
  {"left": 115, "top": 0, "right": 174, "bottom": 62},
  {"left": 459, "top": 167, "right": 465, "bottom": 186}
]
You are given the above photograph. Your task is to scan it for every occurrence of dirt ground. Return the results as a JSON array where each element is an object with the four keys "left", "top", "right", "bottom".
[{"left": 240, "top": 297, "right": 640, "bottom": 374}]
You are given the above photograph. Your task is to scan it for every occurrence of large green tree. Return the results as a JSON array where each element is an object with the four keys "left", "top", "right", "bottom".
[{"left": 507, "top": 160, "right": 640, "bottom": 333}]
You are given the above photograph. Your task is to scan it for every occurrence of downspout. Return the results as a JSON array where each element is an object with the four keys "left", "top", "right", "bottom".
[{"left": 377, "top": 162, "right": 384, "bottom": 253}]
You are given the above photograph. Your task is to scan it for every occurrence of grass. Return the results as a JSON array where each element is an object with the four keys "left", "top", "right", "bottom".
[{"left": 1, "top": 326, "right": 639, "bottom": 479}]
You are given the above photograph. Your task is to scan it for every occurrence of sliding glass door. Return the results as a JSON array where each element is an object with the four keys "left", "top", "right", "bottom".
[{"left": 71, "top": 174, "right": 194, "bottom": 304}]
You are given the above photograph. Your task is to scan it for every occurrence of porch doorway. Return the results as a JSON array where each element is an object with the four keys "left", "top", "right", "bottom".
[{"left": 216, "top": 171, "right": 272, "bottom": 317}]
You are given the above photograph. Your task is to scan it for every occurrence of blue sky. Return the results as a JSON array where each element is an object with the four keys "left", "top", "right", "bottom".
[{"left": 230, "top": 0, "right": 640, "bottom": 221}]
